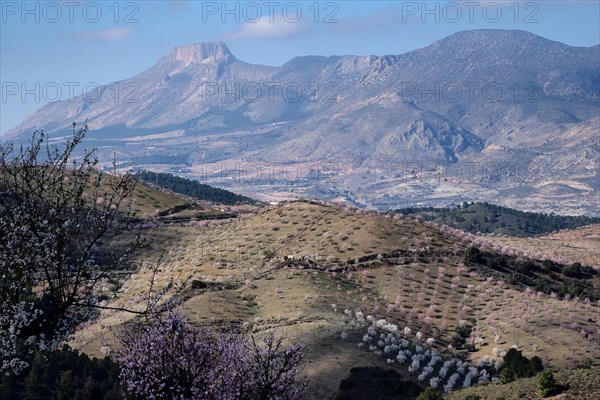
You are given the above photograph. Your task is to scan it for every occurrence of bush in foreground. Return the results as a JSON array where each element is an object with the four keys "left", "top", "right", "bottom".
[{"left": 116, "top": 311, "right": 307, "bottom": 400}]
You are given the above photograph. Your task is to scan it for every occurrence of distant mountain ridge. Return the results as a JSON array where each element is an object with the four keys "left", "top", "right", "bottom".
[{"left": 5, "top": 30, "right": 599, "bottom": 215}]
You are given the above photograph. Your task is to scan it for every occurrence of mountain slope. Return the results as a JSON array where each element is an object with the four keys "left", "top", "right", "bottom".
[{"left": 5, "top": 30, "right": 599, "bottom": 215}]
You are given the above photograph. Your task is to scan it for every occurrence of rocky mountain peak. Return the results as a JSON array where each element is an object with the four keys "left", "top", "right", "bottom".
[{"left": 164, "top": 42, "right": 235, "bottom": 65}]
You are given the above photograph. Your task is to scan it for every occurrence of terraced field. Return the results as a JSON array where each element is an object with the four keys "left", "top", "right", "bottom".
[{"left": 70, "top": 198, "right": 600, "bottom": 399}]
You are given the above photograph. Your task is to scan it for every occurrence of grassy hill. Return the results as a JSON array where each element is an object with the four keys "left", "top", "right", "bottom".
[
  {"left": 104, "top": 171, "right": 250, "bottom": 221},
  {"left": 479, "top": 224, "right": 600, "bottom": 268},
  {"left": 127, "top": 178, "right": 189, "bottom": 217},
  {"left": 395, "top": 202, "right": 600, "bottom": 237},
  {"left": 81, "top": 171, "right": 189, "bottom": 218},
  {"left": 69, "top": 201, "right": 600, "bottom": 399}
]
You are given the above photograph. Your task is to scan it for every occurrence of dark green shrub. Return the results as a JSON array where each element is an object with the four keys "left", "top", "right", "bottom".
[
  {"left": 530, "top": 356, "right": 544, "bottom": 372},
  {"left": 465, "top": 246, "right": 484, "bottom": 263},
  {"left": 577, "top": 357, "right": 592, "bottom": 369},
  {"left": 109, "top": 281, "right": 123, "bottom": 293},
  {"left": 538, "top": 370, "right": 560, "bottom": 397},
  {"left": 562, "top": 263, "right": 582, "bottom": 278},
  {"left": 191, "top": 280, "right": 208, "bottom": 289},
  {"left": 463, "top": 343, "right": 476, "bottom": 352},
  {"left": 416, "top": 387, "right": 444, "bottom": 400},
  {"left": 97, "top": 294, "right": 110, "bottom": 302},
  {"left": 450, "top": 324, "right": 473, "bottom": 350},
  {"left": 451, "top": 334, "right": 464, "bottom": 349},
  {"left": 542, "top": 259, "right": 558, "bottom": 271},
  {"left": 263, "top": 249, "right": 275, "bottom": 260},
  {"left": 499, "top": 368, "right": 515, "bottom": 383},
  {"left": 500, "top": 348, "right": 544, "bottom": 383},
  {"left": 456, "top": 324, "right": 473, "bottom": 338},
  {"left": 489, "top": 256, "right": 507, "bottom": 269},
  {"left": 580, "top": 265, "right": 595, "bottom": 275}
]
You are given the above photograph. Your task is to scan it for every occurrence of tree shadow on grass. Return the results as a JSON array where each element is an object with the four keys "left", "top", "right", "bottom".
[{"left": 335, "top": 367, "right": 423, "bottom": 400}]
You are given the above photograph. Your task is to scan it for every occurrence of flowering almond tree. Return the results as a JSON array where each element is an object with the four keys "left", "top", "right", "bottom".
[
  {"left": 0, "top": 125, "right": 139, "bottom": 374},
  {"left": 116, "top": 311, "right": 307, "bottom": 400}
]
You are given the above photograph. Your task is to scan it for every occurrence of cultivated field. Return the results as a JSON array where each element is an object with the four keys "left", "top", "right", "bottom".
[
  {"left": 481, "top": 224, "right": 600, "bottom": 268},
  {"left": 70, "top": 189, "right": 600, "bottom": 398}
]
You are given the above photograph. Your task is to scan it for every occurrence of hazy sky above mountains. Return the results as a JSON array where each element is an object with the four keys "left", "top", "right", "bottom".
[{"left": 1, "top": 0, "right": 599, "bottom": 136}]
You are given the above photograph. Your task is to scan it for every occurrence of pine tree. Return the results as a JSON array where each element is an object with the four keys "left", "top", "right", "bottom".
[
  {"left": 538, "top": 370, "right": 559, "bottom": 397},
  {"left": 56, "top": 370, "right": 76, "bottom": 400}
]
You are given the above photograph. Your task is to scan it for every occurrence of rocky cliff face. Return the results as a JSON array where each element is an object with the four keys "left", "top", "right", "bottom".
[
  {"left": 163, "top": 42, "right": 235, "bottom": 65},
  {"left": 5, "top": 30, "right": 599, "bottom": 214}
]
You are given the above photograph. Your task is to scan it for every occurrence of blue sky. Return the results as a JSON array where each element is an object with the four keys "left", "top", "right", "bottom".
[{"left": 1, "top": 0, "right": 599, "bottom": 136}]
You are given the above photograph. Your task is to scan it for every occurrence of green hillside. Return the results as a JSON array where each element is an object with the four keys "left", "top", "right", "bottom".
[
  {"left": 134, "top": 171, "right": 258, "bottom": 206},
  {"left": 394, "top": 202, "right": 599, "bottom": 237}
]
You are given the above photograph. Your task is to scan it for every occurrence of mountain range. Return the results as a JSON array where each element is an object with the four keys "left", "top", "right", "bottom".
[{"left": 5, "top": 30, "right": 599, "bottom": 215}]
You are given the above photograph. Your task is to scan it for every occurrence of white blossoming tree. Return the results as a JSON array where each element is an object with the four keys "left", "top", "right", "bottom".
[{"left": 0, "top": 125, "right": 140, "bottom": 374}]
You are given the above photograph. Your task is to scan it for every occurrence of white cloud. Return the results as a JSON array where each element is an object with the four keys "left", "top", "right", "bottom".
[
  {"left": 220, "top": 17, "right": 309, "bottom": 40},
  {"left": 69, "top": 28, "right": 134, "bottom": 41}
]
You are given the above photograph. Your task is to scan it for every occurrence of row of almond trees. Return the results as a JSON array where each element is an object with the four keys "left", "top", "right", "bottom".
[{"left": 341, "top": 310, "right": 495, "bottom": 392}]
